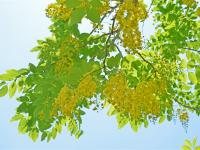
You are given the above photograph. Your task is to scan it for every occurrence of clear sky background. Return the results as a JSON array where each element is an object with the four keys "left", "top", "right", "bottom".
[{"left": 0, "top": 0, "right": 199, "bottom": 150}]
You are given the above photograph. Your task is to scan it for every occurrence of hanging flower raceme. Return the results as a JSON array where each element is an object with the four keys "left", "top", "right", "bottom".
[
  {"left": 116, "top": 0, "right": 148, "bottom": 50},
  {"left": 181, "top": 0, "right": 197, "bottom": 7},
  {"left": 103, "top": 73, "right": 169, "bottom": 121},
  {"left": 51, "top": 85, "right": 77, "bottom": 117},
  {"left": 76, "top": 75, "right": 97, "bottom": 98},
  {"left": 55, "top": 36, "right": 81, "bottom": 77},
  {"left": 46, "top": 3, "right": 72, "bottom": 21}
]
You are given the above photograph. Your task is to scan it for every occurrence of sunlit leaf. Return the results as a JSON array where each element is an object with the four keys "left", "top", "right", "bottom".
[
  {"left": 181, "top": 145, "right": 192, "bottom": 150},
  {"left": 0, "top": 85, "right": 8, "bottom": 97},
  {"left": 9, "top": 82, "right": 17, "bottom": 98},
  {"left": 188, "top": 72, "right": 197, "bottom": 84}
]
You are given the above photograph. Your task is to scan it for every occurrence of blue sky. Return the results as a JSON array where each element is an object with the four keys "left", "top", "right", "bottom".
[{"left": 0, "top": 0, "right": 199, "bottom": 150}]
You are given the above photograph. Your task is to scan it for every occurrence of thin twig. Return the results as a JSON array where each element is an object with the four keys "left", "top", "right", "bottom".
[
  {"left": 174, "top": 99, "right": 200, "bottom": 111},
  {"left": 126, "top": 49, "right": 156, "bottom": 72},
  {"left": 88, "top": 30, "right": 119, "bottom": 43},
  {"left": 103, "top": 16, "right": 116, "bottom": 74},
  {"left": 182, "top": 47, "right": 200, "bottom": 53},
  {"left": 135, "top": 51, "right": 156, "bottom": 71},
  {"left": 89, "top": 8, "right": 116, "bottom": 36},
  {"left": 80, "top": 67, "right": 102, "bottom": 82},
  {"left": 113, "top": 43, "right": 123, "bottom": 57}
]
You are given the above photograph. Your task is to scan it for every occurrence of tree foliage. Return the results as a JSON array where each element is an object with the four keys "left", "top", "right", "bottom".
[
  {"left": 0, "top": 0, "right": 200, "bottom": 142},
  {"left": 182, "top": 137, "right": 200, "bottom": 150}
]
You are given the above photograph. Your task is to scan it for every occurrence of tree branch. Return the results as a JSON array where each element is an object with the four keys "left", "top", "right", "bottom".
[
  {"left": 112, "top": 43, "right": 123, "bottom": 57},
  {"left": 126, "top": 49, "right": 156, "bottom": 73},
  {"left": 89, "top": 6, "right": 117, "bottom": 36},
  {"left": 88, "top": 30, "right": 119, "bottom": 43},
  {"left": 174, "top": 99, "right": 200, "bottom": 111},
  {"left": 89, "top": 13, "right": 108, "bottom": 35},
  {"left": 135, "top": 51, "right": 156, "bottom": 72}
]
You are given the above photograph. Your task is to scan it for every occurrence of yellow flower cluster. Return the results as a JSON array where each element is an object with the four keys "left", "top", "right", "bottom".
[
  {"left": 80, "top": 1, "right": 90, "bottom": 9},
  {"left": 181, "top": 0, "right": 197, "bottom": 7},
  {"left": 116, "top": 0, "right": 148, "bottom": 50},
  {"left": 46, "top": 0, "right": 110, "bottom": 21},
  {"left": 46, "top": 3, "right": 72, "bottom": 21},
  {"left": 179, "top": 111, "right": 189, "bottom": 122},
  {"left": 76, "top": 75, "right": 97, "bottom": 98},
  {"left": 154, "top": 56, "right": 177, "bottom": 79},
  {"left": 103, "top": 73, "right": 168, "bottom": 120},
  {"left": 75, "top": 0, "right": 109, "bottom": 15},
  {"left": 38, "top": 111, "right": 45, "bottom": 121},
  {"left": 51, "top": 85, "right": 77, "bottom": 117},
  {"left": 98, "top": 1, "right": 110, "bottom": 15},
  {"left": 55, "top": 36, "right": 81, "bottom": 76},
  {"left": 196, "top": 7, "right": 200, "bottom": 17},
  {"left": 51, "top": 75, "right": 97, "bottom": 117},
  {"left": 55, "top": 56, "right": 73, "bottom": 76}
]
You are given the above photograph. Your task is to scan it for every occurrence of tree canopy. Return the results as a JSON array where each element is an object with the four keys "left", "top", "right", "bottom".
[{"left": 0, "top": 0, "right": 200, "bottom": 142}]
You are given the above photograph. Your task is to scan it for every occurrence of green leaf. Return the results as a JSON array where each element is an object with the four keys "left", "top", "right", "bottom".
[
  {"left": 192, "top": 137, "right": 197, "bottom": 146},
  {"left": 0, "top": 81, "right": 6, "bottom": 87},
  {"left": 29, "top": 130, "right": 39, "bottom": 142},
  {"left": 66, "top": 0, "right": 82, "bottom": 8},
  {"left": 89, "top": 0, "right": 102, "bottom": 7},
  {"left": 86, "top": 8, "right": 100, "bottom": 23},
  {"left": 31, "top": 46, "right": 41, "bottom": 52},
  {"left": 188, "top": 72, "right": 197, "bottom": 84},
  {"left": 125, "top": 54, "right": 135, "bottom": 63},
  {"left": 0, "top": 85, "right": 8, "bottom": 97},
  {"left": 107, "top": 54, "right": 121, "bottom": 69},
  {"left": 75, "top": 130, "right": 83, "bottom": 139},
  {"left": 10, "top": 114, "right": 24, "bottom": 122},
  {"left": 18, "top": 118, "right": 28, "bottom": 134},
  {"left": 47, "top": 132, "right": 52, "bottom": 143},
  {"left": 65, "top": 59, "right": 96, "bottom": 86},
  {"left": 196, "top": 67, "right": 200, "bottom": 81},
  {"left": 51, "top": 128, "right": 57, "bottom": 139},
  {"left": 0, "top": 69, "right": 19, "bottom": 81},
  {"left": 9, "top": 82, "right": 17, "bottom": 98},
  {"left": 187, "top": 60, "right": 195, "bottom": 69},
  {"left": 6, "top": 69, "right": 19, "bottom": 77},
  {"left": 159, "top": 116, "right": 166, "bottom": 124},
  {"left": 17, "top": 79, "right": 24, "bottom": 92},
  {"left": 68, "top": 8, "right": 86, "bottom": 25},
  {"left": 143, "top": 120, "right": 149, "bottom": 128},
  {"left": 195, "top": 146, "right": 200, "bottom": 150},
  {"left": 18, "top": 68, "right": 28, "bottom": 75},
  {"left": 184, "top": 139, "right": 192, "bottom": 147},
  {"left": 186, "top": 51, "right": 192, "bottom": 59},
  {"left": 55, "top": 124, "right": 62, "bottom": 133},
  {"left": 79, "top": 109, "right": 86, "bottom": 115},
  {"left": 182, "top": 84, "right": 192, "bottom": 91},
  {"left": 165, "top": 21, "right": 175, "bottom": 30},
  {"left": 187, "top": 41, "right": 200, "bottom": 50},
  {"left": 17, "top": 102, "right": 29, "bottom": 113},
  {"left": 41, "top": 132, "right": 47, "bottom": 141},
  {"left": 180, "top": 59, "right": 187, "bottom": 69},
  {"left": 117, "top": 115, "right": 129, "bottom": 129},
  {"left": 79, "top": 33, "right": 90, "bottom": 41},
  {"left": 182, "top": 145, "right": 192, "bottom": 150},
  {"left": 130, "top": 120, "right": 138, "bottom": 132},
  {"left": 29, "top": 63, "right": 37, "bottom": 73},
  {"left": 0, "top": 69, "right": 26, "bottom": 81},
  {"left": 107, "top": 105, "right": 117, "bottom": 116},
  {"left": 179, "top": 73, "right": 187, "bottom": 83}
]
